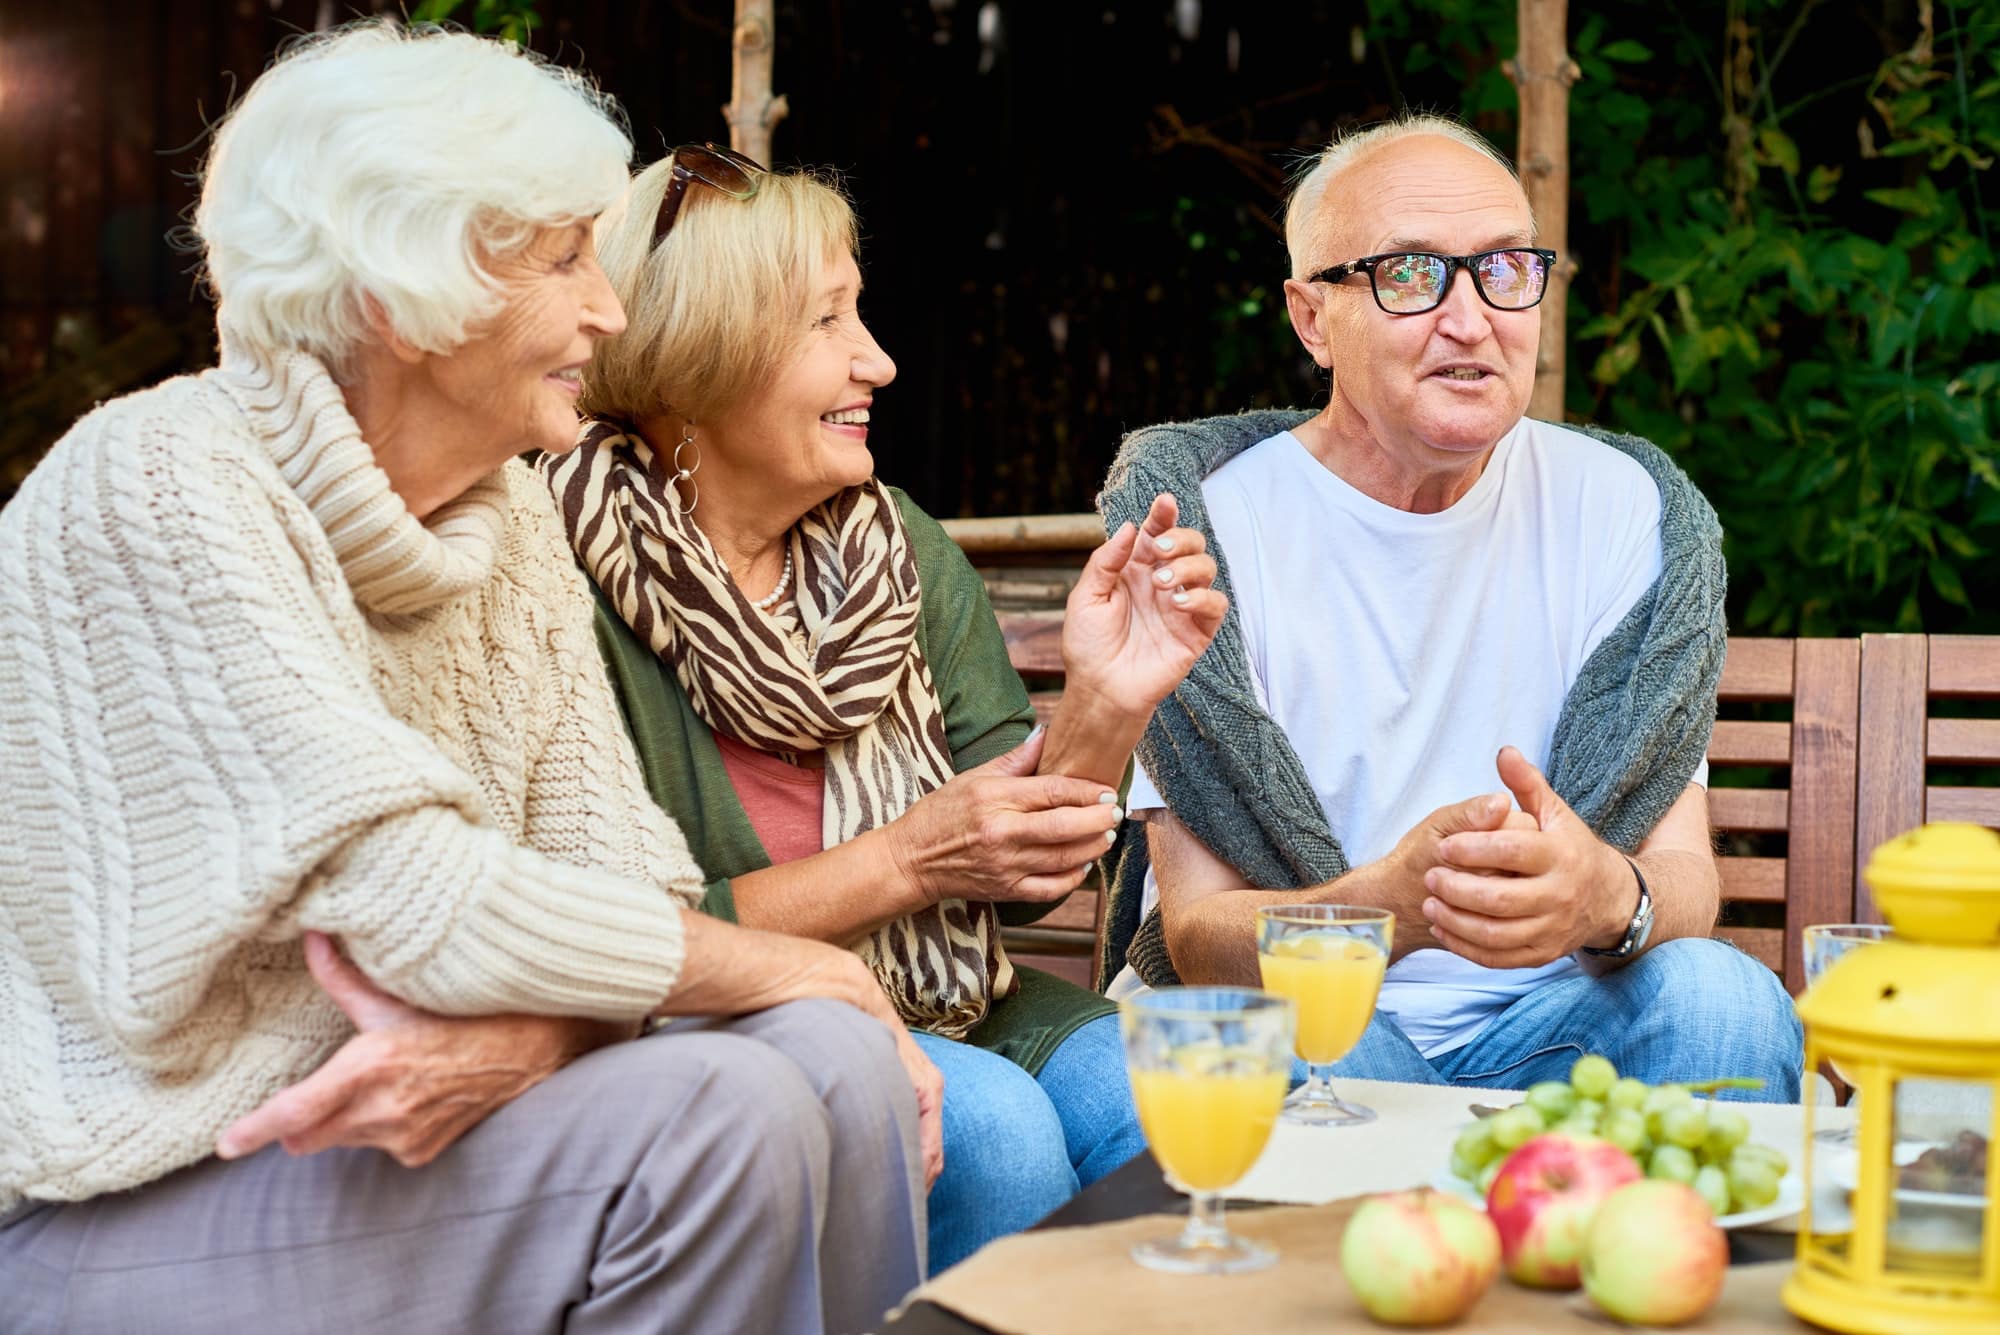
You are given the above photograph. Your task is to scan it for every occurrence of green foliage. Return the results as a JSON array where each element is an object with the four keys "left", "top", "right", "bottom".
[
  {"left": 1373, "top": 0, "right": 1999, "bottom": 636},
  {"left": 409, "top": 0, "right": 540, "bottom": 47}
]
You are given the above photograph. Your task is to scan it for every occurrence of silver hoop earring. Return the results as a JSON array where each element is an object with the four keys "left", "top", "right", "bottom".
[{"left": 670, "top": 421, "right": 700, "bottom": 516}]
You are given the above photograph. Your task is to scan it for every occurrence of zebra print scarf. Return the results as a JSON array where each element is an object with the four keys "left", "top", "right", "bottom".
[{"left": 542, "top": 421, "right": 1014, "bottom": 1038}]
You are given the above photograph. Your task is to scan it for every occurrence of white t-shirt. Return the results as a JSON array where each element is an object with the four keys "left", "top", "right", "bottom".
[{"left": 1114, "top": 418, "right": 1702, "bottom": 1057}]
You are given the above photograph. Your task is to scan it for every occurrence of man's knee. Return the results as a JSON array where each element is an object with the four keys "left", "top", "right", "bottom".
[{"left": 1618, "top": 939, "right": 1804, "bottom": 1098}]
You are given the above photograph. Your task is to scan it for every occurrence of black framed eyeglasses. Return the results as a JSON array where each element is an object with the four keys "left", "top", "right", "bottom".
[
  {"left": 1309, "top": 248, "right": 1558, "bottom": 315},
  {"left": 651, "top": 142, "right": 766, "bottom": 250}
]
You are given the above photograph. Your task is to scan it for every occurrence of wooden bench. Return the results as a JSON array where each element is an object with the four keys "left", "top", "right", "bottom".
[{"left": 944, "top": 517, "right": 2000, "bottom": 996}]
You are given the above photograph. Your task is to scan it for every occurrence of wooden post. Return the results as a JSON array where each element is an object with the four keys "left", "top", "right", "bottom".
[
  {"left": 1507, "top": 0, "right": 1579, "bottom": 422},
  {"left": 723, "top": 0, "right": 788, "bottom": 164}
]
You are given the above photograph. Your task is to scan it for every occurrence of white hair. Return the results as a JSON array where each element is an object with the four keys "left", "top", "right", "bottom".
[
  {"left": 194, "top": 21, "right": 632, "bottom": 373},
  {"left": 1282, "top": 114, "right": 1529, "bottom": 279}
]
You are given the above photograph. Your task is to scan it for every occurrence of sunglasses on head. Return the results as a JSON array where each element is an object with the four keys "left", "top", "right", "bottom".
[{"left": 650, "top": 143, "right": 767, "bottom": 250}]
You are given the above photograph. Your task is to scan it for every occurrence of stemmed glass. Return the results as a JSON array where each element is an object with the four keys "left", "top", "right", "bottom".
[
  {"left": 1802, "top": 923, "right": 1894, "bottom": 1144},
  {"left": 1255, "top": 905, "right": 1394, "bottom": 1126},
  {"left": 1121, "top": 987, "right": 1295, "bottom": 1274}
]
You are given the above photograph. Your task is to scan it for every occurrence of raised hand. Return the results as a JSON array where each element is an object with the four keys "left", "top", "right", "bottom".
[
  {"left": 217, "top": 932, "right": 625, "bottom": 1167},
  {"left": 1059, "top": 492, "right": 1227, "bottom": 717},
  {"left": 1420, "top": 746, "right": 1634, "bottom": 969}
]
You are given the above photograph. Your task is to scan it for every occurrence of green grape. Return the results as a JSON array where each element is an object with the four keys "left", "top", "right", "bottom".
[
  {"left": 1569, "top": 1054, "right": 1618, "bottom": 1101},
  {"left": 1649, "top": 1143, "right": 1699, "bottom": 1185},
  {"left": 1450, "top": 1144, "right": 1485, "bottom": 1183},
  {"left": 1693, "top": 1164, "right": 1732, "bottom": 1218},
  {"left": 1728, "top": 1158, "right": 1782, "bottom": 1210},
  {"left": 1573, "top": 1097, "right": 1605, "bottom": 1129},
  {"left": 1703, "top": 1109, "right": 1751, "bottom": 1160},
  {"left": 1525, "top": 1081, "right": 1577, "bottom": 1121},
  {"left": 1660, "top": 1104, "right": 1710, "bottom": 1150},
  {"left": 1491, "top": 1104, "right": 1544, "bottom": 1152},
  {"left": 1601, "top": 1107, "right": 1649, "bottom": 1156},
  {"left": 1733, "top": 1142, "right": 1790, "bottom": 1178},
  {"left": 1644, "top": 1086, "right": 1695, "bottom": 1141},
  {"left": 1552, "top": 1116, "right": 1599, "bottom": 1139},
  {"left": 1477, "top": 1156, "right": 1506, "bottom": 1195},
  {"left": 1605, "top": 1076, "right": 1649, "bottom": 1112},
  {"left": 1452, "top": 1123, "right": 1499, "bottom": 1174}
]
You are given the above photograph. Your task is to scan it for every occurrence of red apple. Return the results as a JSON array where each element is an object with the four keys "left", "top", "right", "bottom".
[
  {"left": 1340, "top": 1188, "right": 1501, "bottom": 1326},
  {"left": 1484, "top": 1133, "right": 1642, "bottom": 1289},
  {"left": 1582, "top": 1181, "right": 1728, "bottom": 1325}
]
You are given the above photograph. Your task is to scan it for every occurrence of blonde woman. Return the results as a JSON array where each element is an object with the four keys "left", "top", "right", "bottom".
[
  {"left": 0, "top": 31, "right": 929, "bottom": 1333},
  {"left": 543, "top": 147, "right": 1227, "bottom": 1268}
]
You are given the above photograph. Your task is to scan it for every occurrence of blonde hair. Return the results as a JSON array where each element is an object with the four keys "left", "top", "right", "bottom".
[
  {"left": 195, "top": 20, "right": 631, "bottom": 374},
  {"left": 582, "top": 157, "right": 859, "bottom": 424},
  {"left": 1282, "top": 114, "right": 1530, "bottom": 279}
]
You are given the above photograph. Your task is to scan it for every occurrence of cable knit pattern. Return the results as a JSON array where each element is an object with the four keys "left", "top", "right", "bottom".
[{"left": 0, "top": 342, "right": 704, "bottom": 1212}]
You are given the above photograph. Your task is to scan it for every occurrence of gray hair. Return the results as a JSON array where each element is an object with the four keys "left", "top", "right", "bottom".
[
  {"left": 195, "top": 21, "right": 632, "bottom": 373},
  {"left": 1282, "top": 114, "right": 1529, "bottom": 279}
]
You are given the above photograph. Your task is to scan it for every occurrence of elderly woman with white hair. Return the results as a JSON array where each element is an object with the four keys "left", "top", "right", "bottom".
[
  {"left": 0, "top": 25, "right": 934, "bottom": 1334},
  {"left": 543, "top": 152, "right": 1228, "bottom": 1268}
]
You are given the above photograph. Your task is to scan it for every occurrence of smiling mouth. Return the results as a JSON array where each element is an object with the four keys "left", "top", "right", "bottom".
[
  {"left": 1433, "top": 368, "right": 1490, "bottom": 381},
  {"left": 821, "top": 408, "right": 870, "bottom": 425}
]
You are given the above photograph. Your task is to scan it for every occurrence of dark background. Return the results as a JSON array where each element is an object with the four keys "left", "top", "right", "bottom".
[
  {"left": 2, "top": 1, "right": 1992, "bottom": 641},
  {"left": 0, "top": 0, "right": 1478, "bottom": 517}
]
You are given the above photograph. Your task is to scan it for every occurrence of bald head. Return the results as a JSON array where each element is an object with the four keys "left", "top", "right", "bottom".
[{"left": 1284, "top": 116, "right": 1533, "bottom": 279}]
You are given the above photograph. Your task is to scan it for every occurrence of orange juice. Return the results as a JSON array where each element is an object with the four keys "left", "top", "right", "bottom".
[
  {"left": 1258, "top": 935, "right": 1387, "bottom": 1064},
  {"left": 1130, "top": 1064, "right": 1289, "bottom": 1190}
]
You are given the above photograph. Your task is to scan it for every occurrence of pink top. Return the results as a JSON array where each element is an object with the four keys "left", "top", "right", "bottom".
[{"left": 713, "top": 729, "right": 824, "bottom": 866}]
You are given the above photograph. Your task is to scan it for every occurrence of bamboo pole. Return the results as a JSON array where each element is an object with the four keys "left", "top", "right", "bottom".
[
  {"left": 723, "top": 0, "right": 788, "bottom": 164},
  {"left": 1507, "top": 0, "right": 1579, "bottom": 422}
]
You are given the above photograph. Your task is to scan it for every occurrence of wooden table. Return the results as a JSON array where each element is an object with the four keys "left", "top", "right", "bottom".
[{"left": 884, "top": 1154, "right": 1802, "bottom": 1334}]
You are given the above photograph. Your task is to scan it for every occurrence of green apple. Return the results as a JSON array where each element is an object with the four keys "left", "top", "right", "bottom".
[
  {"left": 1340, "top": 1188, "right": 1501, "bottom": 1326},
  {"left": 1582, "top": 1180, "right": 1728, "bottom": 1326}
]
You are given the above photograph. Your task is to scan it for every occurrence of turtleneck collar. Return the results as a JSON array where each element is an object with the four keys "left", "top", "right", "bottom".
[{"left": 209, "top": 332, "right": 512, "bottom": 616}]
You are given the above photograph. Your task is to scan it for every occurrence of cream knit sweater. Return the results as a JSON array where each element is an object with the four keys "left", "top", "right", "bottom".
[{"left": 0, "top": 343, "right": 705, "bottom": 1211}]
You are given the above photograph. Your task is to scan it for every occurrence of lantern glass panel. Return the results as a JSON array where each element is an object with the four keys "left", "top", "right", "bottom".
[{"left": 1881, "top": 1079, "right": 1989, "bottom": 1280}]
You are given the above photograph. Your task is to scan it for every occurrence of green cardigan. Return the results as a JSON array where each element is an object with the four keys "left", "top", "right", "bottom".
[{"left": 594, "top": 486, "right": 1117, "bottom": 1075}]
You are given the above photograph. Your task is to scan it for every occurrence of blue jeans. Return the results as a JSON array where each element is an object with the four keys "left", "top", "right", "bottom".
[
  {"left": 1318, "top": 939, "right": 1804, "bottom": 1101},
  {"left": 913, "top": 1014, "right": 1144, "bottom": 1270}
]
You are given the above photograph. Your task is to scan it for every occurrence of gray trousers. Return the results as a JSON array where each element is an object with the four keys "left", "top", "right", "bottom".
[{"left": 0, "top": 999, "right": 925, "bottom": 1335}]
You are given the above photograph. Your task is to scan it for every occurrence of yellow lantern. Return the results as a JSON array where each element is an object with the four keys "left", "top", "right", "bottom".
[{"left": 1784, "top": 823, "right": 2000, "bottom": 1335}]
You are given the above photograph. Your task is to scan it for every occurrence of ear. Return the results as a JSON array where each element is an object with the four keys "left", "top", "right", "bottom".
[
  {"left": 358, "top": 292, "right": 427, "bottom": 367},
  {"left": 1282, "top": 278, "right": 1335, "bottom": 370}
]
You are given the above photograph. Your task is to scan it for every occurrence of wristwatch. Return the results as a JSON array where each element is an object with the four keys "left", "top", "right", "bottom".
[{"left": 1581, "top": 858, "right": 1654, "bottom": 959}]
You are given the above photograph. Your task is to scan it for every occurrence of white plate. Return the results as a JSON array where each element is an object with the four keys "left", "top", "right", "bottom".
[
  {"left": 1825, "top": 1142, "right": 1985, "bottom": 1211},
  {"left": 1430, "top": 1157, "right": 1805, "bottom": 1231}
]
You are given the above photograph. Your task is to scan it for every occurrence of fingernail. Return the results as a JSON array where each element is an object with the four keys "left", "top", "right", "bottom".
[
  {"left": 1154, "top": 566, "right": 1176, "bottom": 585},
  {"left": 1171, "top": 591, "right": 1190, "bottom": 606},
  {"left": 1429, "top": 926, "right": 1444, "bottom": 941},
  {"left": 1026, "top": 724, "right": 1044, "bottom": 743},
  {"left": 1422, "top": 895, "right": 1439, "bottom": 919},
  {"left": 216, "top": 1137, "right": 243, "bottom": 1160},
  {"left": 1105, "top": 829, "right": 1118, "bottom": 845},
  {"left": 1097, "top": 791, "right": 1117, "bottom": 804},
  {"left": 1153, "top": 535, "right": 1176, "bottom": 554},
  {"left": 1109, "top": 806, "right": 1124, "bottom": 822}
]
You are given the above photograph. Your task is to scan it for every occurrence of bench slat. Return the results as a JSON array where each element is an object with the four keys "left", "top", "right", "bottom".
[
  {"left": 1005, "top": 949, "right": 1094, "bottom": 991},
  {"left": 1930, "top": 636, "right": 2000, "bottom": 698},
  {"left": 1710, "top": 721, "right": 1791, "bottom": 766},
  {"left": 1708, "top": 788, "right": 1790, "bottom": 832},
  {"left": 1928, "top": 719, "right": 2000, "bottom": 765},
  {"left": 1715, "top": 926, "right": 1784, "bottom": 975},
  {"left": 1927, "top": 786, "right": 2000, "bottom": 827},
  {"left": 1719, "top": 856, "right": 1786, "bottom": 904},
  {"left": 1718, "top": 639, "right": 1795, "bottom": 701},
  {"left": 997, "top": 612, "right": 1066, "bottom": 678}
]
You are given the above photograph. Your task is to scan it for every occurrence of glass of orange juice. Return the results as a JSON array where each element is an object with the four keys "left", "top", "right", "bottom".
[
  {"left": 1121, "top": 987, "right": 1295, "bottom": 1274},
  {"left": 1256, "top": 905, "right": 1392, "bottom": 1127}
]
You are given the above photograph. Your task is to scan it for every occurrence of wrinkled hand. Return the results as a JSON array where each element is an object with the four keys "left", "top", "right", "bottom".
[
  {"left": 1376, "top": 788, "right": 1525, "bottom": 954},
  {"left": 1421, "top": 746, "right": 1633, "bottom": 969},
  {"left": 885, "top": 727, "right": 1121, "bottom": 905},
  {"left": 1059, "top": 493, "right": 1227, "bottom": 715},
  {"left": 217, "top": 933, "right": 625, "bottom": 1167},
  {"left": 891, "top": 1024, "right": 947, "bottom": 1189}
]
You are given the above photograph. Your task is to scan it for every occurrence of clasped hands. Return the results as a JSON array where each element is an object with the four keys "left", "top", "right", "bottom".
[{"left": 1390, "top": 745, "right": 1636, "bottom": 970}]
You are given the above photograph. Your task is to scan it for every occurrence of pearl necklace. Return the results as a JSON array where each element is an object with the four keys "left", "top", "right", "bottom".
[{"left": 725, "top": 549, "right": 792, "bottom": 610}]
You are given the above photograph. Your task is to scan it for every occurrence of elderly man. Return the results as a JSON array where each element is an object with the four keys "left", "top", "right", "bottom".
[{"left": 1099, "top": 114, "right": 1802, "bottom": 1101}]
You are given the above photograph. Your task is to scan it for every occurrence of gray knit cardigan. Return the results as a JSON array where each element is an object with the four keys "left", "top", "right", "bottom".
[{"left": 1097, "top": 410, "right": 1727, "bottom": 989}]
